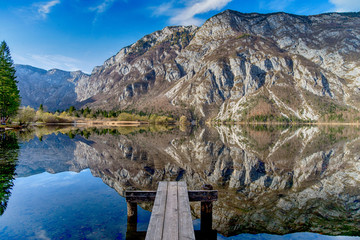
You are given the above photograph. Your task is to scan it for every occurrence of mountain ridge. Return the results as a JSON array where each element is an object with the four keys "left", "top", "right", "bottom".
[
  {"left": 15, "top": 64, "right": 89, "bottom": 111},
  {"left": 15, "top": 10, "right": 360, "bottom": 121}
]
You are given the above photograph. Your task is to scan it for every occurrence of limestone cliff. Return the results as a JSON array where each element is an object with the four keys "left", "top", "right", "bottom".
[
  {"left": 77, "top": 10, "right": 360, "bottom": 121},
  {"left": 16, "top": 11, "right": 360, "bottom": 120}
]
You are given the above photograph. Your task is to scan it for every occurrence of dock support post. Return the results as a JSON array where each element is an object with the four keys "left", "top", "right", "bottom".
[
  {"left": 201, "top": 184, "right": 213, "bottom": 231},
  {"left": 127, "top": 202, "right": 138, "bottom": 232}
]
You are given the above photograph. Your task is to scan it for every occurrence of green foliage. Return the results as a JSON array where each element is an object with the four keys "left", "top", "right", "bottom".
[
  {"left": 327, "top": 113, "right": 345, "bottom": 122},
  {"left": 36, "top": 110, "right": 73, "bottom": 123},
  {"left": 179, "top": 115, "right": 189, "bottom": 125},
  {"left": 0, "top": 41, "right": 20, "bottom": 123},
  {"left": 0, "top": 132, "right": 19, "bottom": 215},
  {"left": 15, "top": 106, "right": 36, "bottom": 126},
  {"left": 236, "top": 33, "right": 251, "bottom": 39},
  {"left": 166, "top": 29, "right": 195, "bottom": 48},
  {"left": 68, "top": 106, "right": 76, "bottom": 115},
  {"left": 39, "top": 104, "right": 44, "bottom": 111}
]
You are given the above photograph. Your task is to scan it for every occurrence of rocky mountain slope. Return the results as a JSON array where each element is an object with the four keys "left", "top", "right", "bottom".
[
  {"left": 76, "top": 10, "right": 360, "bottom": 121},
  {"left": 15, "top": 10, "right": 360, "bottom": 121},
  {"left": 15, "top": 64, "right": 89, "bottom": 111}
]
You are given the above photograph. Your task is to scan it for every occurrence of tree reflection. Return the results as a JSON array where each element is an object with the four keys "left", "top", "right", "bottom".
[{"left": 0, "top": 132, "right": 19, "bottom": 215}]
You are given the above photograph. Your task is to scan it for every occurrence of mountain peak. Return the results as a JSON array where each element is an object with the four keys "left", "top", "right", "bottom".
[{"left": 14, "top": 10, "right": 360, "bottom": 121}]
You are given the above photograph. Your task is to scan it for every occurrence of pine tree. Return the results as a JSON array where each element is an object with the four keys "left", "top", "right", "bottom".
[{"left": 0, "top": 41, "right": 20, "bottom": 125}]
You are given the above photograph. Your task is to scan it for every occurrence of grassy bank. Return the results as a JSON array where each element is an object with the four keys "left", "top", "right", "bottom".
[{"left": 12, "top": 106, "right": 177, "bottom": 127}]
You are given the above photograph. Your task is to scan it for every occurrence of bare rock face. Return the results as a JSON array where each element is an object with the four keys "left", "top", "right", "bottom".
[
  {"left": 75, "top": 26, "right": 197, "bottom": 113},
  {"left": 16, "top": 11, "right": 360, "bottom": 119},
  {"left": 75, "top": 10, "right": 360, "bottom": 121},
  {"left": 15, "top": 65, "right": 89, "bottom": 111}
]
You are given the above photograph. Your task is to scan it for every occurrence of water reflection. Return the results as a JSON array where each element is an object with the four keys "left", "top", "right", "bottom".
[
  {"left": 0, "top": 132, "right": 19, "bottom": 215},
  {"left": 1, "top": 124, "right": 360, "bottom": 239}
]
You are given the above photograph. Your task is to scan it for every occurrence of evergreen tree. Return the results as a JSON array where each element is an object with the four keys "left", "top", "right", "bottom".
[
  {"left": 0, "top": 41, "right": 20, "bottom": 125},
  {"left": 68, "top": 106, "right": 75, "bottom": 115}
]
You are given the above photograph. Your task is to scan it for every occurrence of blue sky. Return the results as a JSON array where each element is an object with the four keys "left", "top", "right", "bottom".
[{"left": 0, "top": 0, "right": 359, "bottom": 73}]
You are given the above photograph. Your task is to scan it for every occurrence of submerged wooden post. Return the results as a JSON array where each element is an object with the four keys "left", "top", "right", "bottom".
[
  {"left": 201, "top": 184, "right": 213, "bottom": 231},
  {"left": 127, "top": 202, "right": 138, "bottom": 232}
]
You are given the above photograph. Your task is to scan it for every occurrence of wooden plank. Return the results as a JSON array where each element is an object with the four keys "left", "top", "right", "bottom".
[
  {"left": 126, "top": 191, "right": 156, "bottom": 202},
  {"left": 178, "top": 181, "right": 196, "bottom": 240},
  {"left": 145, "top": 182, "right": 168, "bottom": 240},
  {"left": 188, "top": 190, "right": 218, "bottom": 202},
  {"left": 162, "top": 181, "right": 179, "bottom": 240},
  {"left": 125, "top": 190, "right": 217, "bottom": 203}
]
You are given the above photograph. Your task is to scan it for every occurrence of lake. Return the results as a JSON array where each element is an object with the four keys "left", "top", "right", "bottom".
[{"left": 0, "top": 125, "right": 360, "bottom": 239}]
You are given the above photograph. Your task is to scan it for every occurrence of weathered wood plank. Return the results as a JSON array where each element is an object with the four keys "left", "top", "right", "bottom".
[
  {"left": 162, "top": 181, "right": 179, "bottom": 240},
  {"left": 126, "top": 191, "right": 156, "bottom": 202},
  {"left": 133, "top": 181, "right": 218, "bottom": 240},
  {"left": 188, "top": 190, "right": 218, "bottom": 202},
  {"left": 125, "top": 190, "right": 217, "bottom": 202},
  {"left": 145, "top": 182, "right": 168, "bottom": 240},
  {"left": 178, "top": 181, "right": 196, "bottom": 240}
]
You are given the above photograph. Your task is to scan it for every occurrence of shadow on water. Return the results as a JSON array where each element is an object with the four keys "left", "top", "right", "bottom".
[
  {"left": 0, "top": 132, "right": 19, "bottom": 216},
  {"left": 3, "top": 124, "right": 360, "bottom": 238}
]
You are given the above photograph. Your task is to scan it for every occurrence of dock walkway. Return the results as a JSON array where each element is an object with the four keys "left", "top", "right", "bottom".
[
  {"left": 125, "top": 181, "right": 218, "bottom": 240},
  {"left": 146, "top": 181, "right": 194, "bottom": 240}
]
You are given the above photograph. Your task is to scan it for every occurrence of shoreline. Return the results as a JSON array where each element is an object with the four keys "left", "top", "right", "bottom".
[
  {"left": 210, "top": 121, "right": 360, "bottom": 126},
  {"left": 2, "top": 120, "right": 360, "bottom": 131},
  {"left": 74, "top": 120, "right": 149, "bottom": 127}
]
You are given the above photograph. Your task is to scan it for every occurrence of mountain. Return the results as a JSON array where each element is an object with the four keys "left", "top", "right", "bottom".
[
  {"left": 76, "top": 10, "right": 360, "bottom": 121},
  {"left": 15, "top": 64, "right": 89, "bottom": 111},
  {"left": 15, "top": 10, "right": 360, "bottom": 121}
]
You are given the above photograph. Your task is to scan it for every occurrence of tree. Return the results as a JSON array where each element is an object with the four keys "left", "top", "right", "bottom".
[
  {"left": 15, "top": 106, "right": 36, "bottom": 126},
  {"left": 39, "top": 104, "right": 43, "bottom": 111},
  {"left": 0, "top": 41, "right": 20, "bottom": 125},
  {"left": 68, "top": 106, "right": 75, "bottom": 115}
]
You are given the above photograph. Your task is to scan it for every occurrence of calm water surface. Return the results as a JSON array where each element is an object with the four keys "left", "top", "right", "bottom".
[{"left": 0, "top": 125, "right": 359, "bottom": 239}]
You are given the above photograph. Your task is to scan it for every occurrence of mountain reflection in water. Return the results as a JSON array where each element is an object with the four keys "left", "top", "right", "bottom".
[{"left": 1, "top": 125, "right": 360, "bottom": 239}]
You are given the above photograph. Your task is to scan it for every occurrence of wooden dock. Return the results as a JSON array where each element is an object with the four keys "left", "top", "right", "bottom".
[{"left": 125, "top": 181, "right": 218, "bottom": 240}]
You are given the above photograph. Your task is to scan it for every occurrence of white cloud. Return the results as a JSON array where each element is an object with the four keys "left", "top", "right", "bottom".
[
  {"left": 37, "top": 0, "right": 60, "bottom": 19},
  {"left": 14, "top": 53, "right": 84, "bottom": 72},
  {"left": 154, "top": 0, "right": 232, "bottom": 26},
  {"left": 152, "top": 2, "right": 174, "bottom": 17},
  {"left": 89, "top": 0, "right": 118, "bottom": 23},
  {"left": 90, "top": 0, "right": 117, "bottom": 14},
  {"left": 329, "top": 0, "right": 360, "bottom": 12}
]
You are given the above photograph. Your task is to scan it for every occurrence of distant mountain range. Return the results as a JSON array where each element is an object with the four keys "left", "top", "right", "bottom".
[
  {"left": 15, "top": 64, "right": 89, "bottom": 111},
  {"left": 16, "top": 10, "right": 360, "bottom": 121}
]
